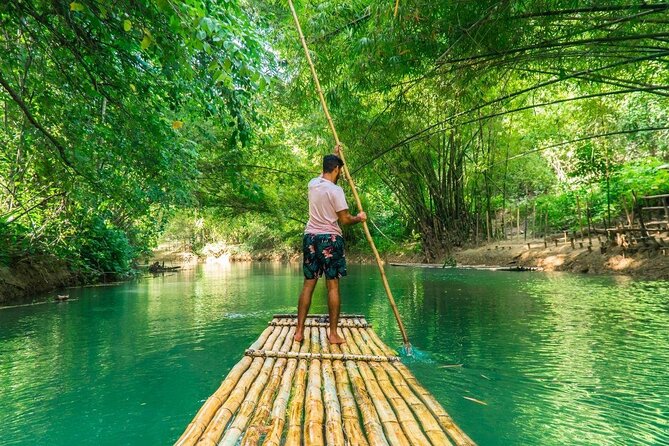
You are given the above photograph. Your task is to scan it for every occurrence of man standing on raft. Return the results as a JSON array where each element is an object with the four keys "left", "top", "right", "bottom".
[{"left": 294, "top": 149, "right": 366, "bottom": 344}]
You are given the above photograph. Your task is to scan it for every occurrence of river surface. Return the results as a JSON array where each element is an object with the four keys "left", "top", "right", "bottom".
[{"left": 1, "top": 263, "right": 668, "bottom": 445}]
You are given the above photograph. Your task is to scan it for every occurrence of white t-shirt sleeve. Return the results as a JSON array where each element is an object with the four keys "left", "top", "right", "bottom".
[{"left": 332, "top": 187, "right": 348, "bottom": 213}]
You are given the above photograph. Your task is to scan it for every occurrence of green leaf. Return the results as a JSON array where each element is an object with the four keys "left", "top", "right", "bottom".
[
  {"left": 69, "top": 2, "right": 85, "bottom": 12},
  {"left": 123, "top": 20, "right": 132, "bottom": 32},
  {"left": 141, "top": 34, "right": 152, "bottom": 50}
]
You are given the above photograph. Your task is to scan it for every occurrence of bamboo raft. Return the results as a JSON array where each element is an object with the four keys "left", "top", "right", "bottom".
[{"left": 175, "top": 314, "right": 476, "bottom": 446}]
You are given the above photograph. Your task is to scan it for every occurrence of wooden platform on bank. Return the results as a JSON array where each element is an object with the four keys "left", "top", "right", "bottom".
[{"left": 175, "top": 314, "right": 476, "bottom": 446}]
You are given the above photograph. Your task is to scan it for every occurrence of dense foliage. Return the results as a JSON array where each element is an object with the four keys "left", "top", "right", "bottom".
[{"left": 2, "top": 1, "right": 669, "bottom": 273}]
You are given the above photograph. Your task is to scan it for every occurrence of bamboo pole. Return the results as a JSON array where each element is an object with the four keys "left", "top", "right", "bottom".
[
  {"left": 364, "top": 330, "right": 477, "bottom": 446},
  {"left": 339, "top": 329, "right": 410, "bottom": 446},
  {"left": 346, "top": 328, "right": 431, "bottom": 446},
  {"left": 273, "top": 313, "right": 367, "bottom": 319},
  {"left": 285, "top": 327, "right": 312, "bottom": 445},
  {"left": 318, "top": 327, "right": 346, "bottom": 446},
  {"left": 195, "top": 327, "right": 289, "bottom": 446},
  {"left": 330, "top": 337, "right": 389, "bottom": 446},
  {"left": 239, "top": 327, "right": 299, "bottom": 445},
  {"left": 304, "top": 327, "right": 325, "bottom": 446},
  {"left": 244, "top": 350, "right": 400, "bottom": 363},
  {"left": 270, "top": 319, "right": 370, "bottom": 328},
  {"left": 287, "top": 0, "right": 411, "bottom": 353},
  {"left": 263, "top": 327, "right": 311, "bottom": 446},
  {"left": 353, "top": 324, "right": 454, "bottom": 445},
  {"left": 174, "top": 326, "right": 278, "bottom": 446},
  {"left": 220, "top": 327, "right": 295, "bottom": 446},
  {"left": 323, "top": 329, "right": 370, "bottom": 446}
]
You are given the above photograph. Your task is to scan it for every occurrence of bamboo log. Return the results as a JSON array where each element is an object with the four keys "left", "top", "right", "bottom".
[
  {"left": 286, "top": 0, "right": 411, "bottom": 352},
  {"left": 353, "top": 325, "right": 454, "bottom": 445},
  {"left": 270, "top": 319, "right": 370, "bottom": 328},
  {"left": 219, "top": 327, "right": 295, "bottom": 445},
  {"left": 174, "top": 326, "right": 276, "bottom": 446},
  {"left": 318, "top": 327, "right": 346, "bottom": 445},
  {"left": 262, "top": 327, "right": 312, "bottom": 446},
  {"left": 364, "top": 330, "right": 477, "bottom": 446},
  {"left": 304, "top": 327, "right": 325, "bottom": 446},
  {"left": 339, "top": 330, "right": 409, "bottom": 446},
  {"left": 330, "top": 338, "right": 389, "bottom": 446},
  {"left": 285, "top": 327, "right": 312, "bottom": 445},
  {"left": 240, "top": 327, "right": 300, "bottom": 445},
  {"left": 273, "top": 313, "right": 367, "bottom": 319},
  {"left": 344, "top": 328, "right": 425, "bottom": 446},
  {"left": 244, "top": 350, "right": 400, "bottom": 363},
  {"left": 325, "top": 330, "right": 370, "bottom": 446},
  {"left": 196, "top": 327, "right": 289, "bottom": 446}
]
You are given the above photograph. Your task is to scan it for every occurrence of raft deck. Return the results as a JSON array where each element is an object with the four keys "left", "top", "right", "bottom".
[{"left": 175, "top": 314, "right": 476, "bottom": 446}]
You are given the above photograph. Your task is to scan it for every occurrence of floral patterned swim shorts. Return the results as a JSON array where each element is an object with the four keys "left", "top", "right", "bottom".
[{"left": 303, "top": 233, "right": 347, "bottom": 280}]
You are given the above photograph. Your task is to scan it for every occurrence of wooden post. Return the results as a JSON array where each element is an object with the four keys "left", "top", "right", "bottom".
[
  {"left": 576, "top": 196, "right": 584, "bottom": 240},
  {"left": 586, "top": 202, "right": 593, "bottom": 245},
  {"left": 524, "top": 204, "right": 528, "bottom": 241},
  {"left": 287, "top": 0, "right": 411, "bottom": 352},
  {"left": 632, "top": 191, "right": 649, "bottom": 238}
]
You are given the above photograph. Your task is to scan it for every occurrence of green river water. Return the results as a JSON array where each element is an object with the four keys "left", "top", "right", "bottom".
[{"left": 1, "top": 263, "right": 668, "bottom": 445}]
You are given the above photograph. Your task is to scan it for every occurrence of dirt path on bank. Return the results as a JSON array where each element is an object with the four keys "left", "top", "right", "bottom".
[{"left": 450, "top": 238, "right": 669, "bottom": 280}]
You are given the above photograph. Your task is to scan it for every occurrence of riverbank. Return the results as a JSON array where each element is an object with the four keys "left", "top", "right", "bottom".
[
  {"left": 151, "top": 239, "right": 669, "bottom": 281},
  {"left": 0, "top": 256, "right": 78, "bottom": 305},
  {"left": 451, "top": 238, "right": 669, "bottom": 280}
]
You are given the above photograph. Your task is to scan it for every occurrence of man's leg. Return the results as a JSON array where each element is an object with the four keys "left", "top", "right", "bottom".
[
  {"left": 295, "top": 278, "right": 318, "bottom": 342},
  {"left": 326, "top": 278, "right": 346, "bottom": 344}
]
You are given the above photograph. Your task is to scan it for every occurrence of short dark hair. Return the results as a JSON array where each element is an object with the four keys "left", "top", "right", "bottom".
[{"left": 323, "top": 154, "right": 344, "bottom": 173}]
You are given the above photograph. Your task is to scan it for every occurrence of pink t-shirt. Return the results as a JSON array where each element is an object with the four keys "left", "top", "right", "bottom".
[{"left": 304, "top": 176, "right": 348, "bottom": 236}]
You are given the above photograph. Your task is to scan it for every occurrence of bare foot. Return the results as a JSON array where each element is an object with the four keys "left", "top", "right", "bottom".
[
  {"left": 294, "top": 331, "right": 304, "bottom": 343},
  {"left": 328, "top": 330, "right": 346, "bottom": 344}
]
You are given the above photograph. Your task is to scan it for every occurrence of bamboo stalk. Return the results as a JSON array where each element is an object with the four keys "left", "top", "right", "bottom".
[
  {"left": 195, "top": 326, "right": 289, "bottom": 446},
  {"left": 339, "top": 329, "right": 409, "bottom": 445},
  {"left": 344, "top": 329, "right": 431, "bottom": 446},
  {"left": 174, "top": 326, "right": 276, "bottom": 446},
  {"left": 286, "top": 0, "right": 411, "bottom": 353},
  {"left": 304, "top": 327, "right": 325, "bottom": 446},
  {"left": 262, "top": 326, "right": 311, "bottom": 446},
  {"left": 364, "top": 330, "right": 477, "bottom": 446},
  {"left": 325, "top": 329, "right": 370, "bottom": 446},
  {"left": 244, "top": 350, "right": 400, "bottom": 363},
  {"left": 270, "top": 319, "right": 370, "bottom": 328},
  {"left": 273, "top": 314, "right": 367, "bottom": 319},
  {"left": 330, "top": 338, "right": 389, "bottom": 446},
  {"left": 318, "top": 327, "right": 346, "bottom": 445},
  {"left": 285, "top": 327, "right": 312, "bottom": 445},
  {"left": 353, "top": 325, "right": 454, "bottom": 445},
  {"left": 220, "top": 327, "right": 295, "bottom": 445},
  {"left": 240, "top": 327, "right": 300, "bottom": 445}
]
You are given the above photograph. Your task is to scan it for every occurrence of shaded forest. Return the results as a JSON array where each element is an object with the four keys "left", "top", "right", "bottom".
[{"left": 2, "top": 0, "right": 669, "bottom": 279}]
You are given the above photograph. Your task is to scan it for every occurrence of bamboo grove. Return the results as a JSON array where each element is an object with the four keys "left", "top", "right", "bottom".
[{"left": 2, "top": 1, "right": 669, "bottom": 272}]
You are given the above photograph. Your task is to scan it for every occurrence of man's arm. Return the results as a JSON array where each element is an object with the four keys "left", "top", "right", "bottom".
[{"left": 336, "top": 209, "right": 367, "bottom": 226}]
